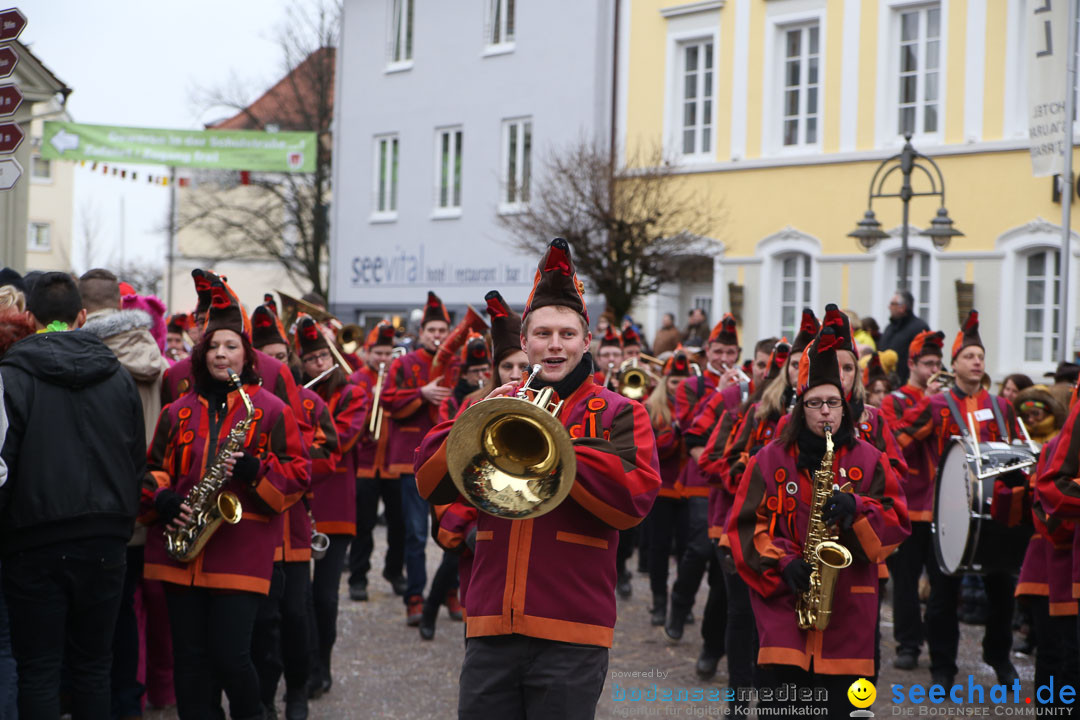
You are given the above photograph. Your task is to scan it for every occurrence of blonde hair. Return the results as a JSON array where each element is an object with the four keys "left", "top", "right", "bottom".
[
  {"left": 645, "top": 376, "right": 674, "bottom": 428},
  {"left": 0, "top": 285, "right": 26, "bottom": 312},
  {"left": 758, "top": 358, "right": 794, "bottom": 419}
]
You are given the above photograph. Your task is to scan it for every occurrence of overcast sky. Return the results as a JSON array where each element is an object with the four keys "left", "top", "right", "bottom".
[{"left": 21, "top": 0, "right": 294, "bottom": 274}]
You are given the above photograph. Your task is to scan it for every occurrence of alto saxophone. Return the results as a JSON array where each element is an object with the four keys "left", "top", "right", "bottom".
[
  {"left": 165, "top": 369, "right": 253, "bottom": 562},
  {"left": 795, "top": 426, "right": 853, "bottom": 631}
]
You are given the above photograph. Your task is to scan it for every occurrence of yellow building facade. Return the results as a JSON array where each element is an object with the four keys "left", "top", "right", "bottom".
[{"left": 619, "top": 0, "right": 1078, "bottom": 380}]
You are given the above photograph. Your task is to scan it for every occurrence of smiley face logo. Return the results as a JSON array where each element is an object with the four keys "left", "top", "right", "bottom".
[{"left": 847, "top": 677, "right": 876, "bottom": 709}]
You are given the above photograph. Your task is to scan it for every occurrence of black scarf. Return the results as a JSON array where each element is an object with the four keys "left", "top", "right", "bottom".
[
  {"left": 453, "top": 376, "right": 478, "bottom": 406},
  {"left": 198, "top": 377, "right": 233, "bottom": 422},
  {"left": 530, "top": 351, "right": 595, "bottom": 399},
  {"left": 796, "top": 421, "right": 854, "bottom": 470}
]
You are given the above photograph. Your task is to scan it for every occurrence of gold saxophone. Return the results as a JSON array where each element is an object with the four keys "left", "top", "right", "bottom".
[
  {"left": 165, "top": 369, "right": 253, "bottom": 562},
  {"left": 795, "top": 426, "right": 853, "bottom": 631}
]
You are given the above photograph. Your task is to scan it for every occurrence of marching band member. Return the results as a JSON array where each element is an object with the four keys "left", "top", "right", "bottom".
[
  {"left": 879, "top": 329, "right": 946, "bottom": 672},
  {"left": 166, "top": 313, "right": 191, "bottom": 363},
  {"left": 457, "top": 291, "right": 530, "bottom": 415},
  {"left": 892, "top": 310, "right": 1024, "bottom": 687},
  {"left": 727, "top": 328, "right": 909, "bottom": 717},
  {"left": 295, "top": 315, "right": 368, "bottom": 698},
  {"left": 142, "top": 282, "right": 308, "bottom": 720},
  {"left": 382, "top": 292, "right": 452, "bottom": 624},
  {"left": 415, "top": 239, "right": 660, "bottom": 720},
  {"left": 863, "top": 352, "right": 892, "bottom": 408},
  {"left": 347, "top": 322, "right": 407, "bottom": 601},
  {"left": 595, "top": 326, "right": 623, "bottom": 391},
  {"left": 438, "top": 334, "right": 491, "bottom": 423}
]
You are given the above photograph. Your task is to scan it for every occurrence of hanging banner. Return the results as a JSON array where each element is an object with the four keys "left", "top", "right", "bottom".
[
  {"left": 1026, "top": 0, "right": 1071, "bottom": 177},
  {"left": 40, "top": 121, "right": 316, "bottom": 173}
]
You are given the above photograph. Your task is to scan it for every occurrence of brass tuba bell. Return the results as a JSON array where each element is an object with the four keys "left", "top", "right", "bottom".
[
  {"left": 446, "top": 364, "right": 576, "bottom": 520},
  {"left": 336, "top": 324, "right": 364, "bottom": 355}
]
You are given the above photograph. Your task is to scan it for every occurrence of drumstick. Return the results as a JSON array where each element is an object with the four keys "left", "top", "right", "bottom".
[
  {"left": 967, "top": 413, "right": 983, "bottom": 476},
  {"left": 1016, "top": 416, "right": 1039, "bottom": 454}
]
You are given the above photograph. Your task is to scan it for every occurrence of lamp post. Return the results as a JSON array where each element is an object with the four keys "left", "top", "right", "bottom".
[{"left": 848, "top": 134, "right": 963, "bottom": 290}]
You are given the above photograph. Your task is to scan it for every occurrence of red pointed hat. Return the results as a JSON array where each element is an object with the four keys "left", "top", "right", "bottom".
[
  {"left": 203, "top": 279, "right": 250, "bottom": 339},
  {"left": 791, "top": 308, "right": 820, "bottom": 354},
  {"left": 251, "top": 303, "right": 288, "bottom": 350},
  {"left": 460, "top": 332, "right": 491, "bottom": 369},
  {"left": 422, "top": 291, "right": 450, "bottom": 327},
  {"left": 952, "top": 310, "right": 983, "bottom": 361},
  {"left": 522, "top": 238, "right": 589, "bottom": 325},
  {"left": 263, "top": 293, "right": 278, "bottom": 316},
  {"left": 909, "top": 329, "right": 945, "bottom": 360},
  {"left": 191, "top": 268, "right": 218, "bottom": 315},
  {"left": 862, "top": 351, "right": 887, "bottom": 388},
  {"left": 485, "top": 290, "right": 522, "bottom": 364},
  {"left": 797, "top": 327, "right": 844, "bottom": 396},
  {"left": 766, "top": 338, "right": 791, "bottom": 382},
  {"left": 622, "top": 326, "right": 642, "bottom": 348},
  {"left": 294, "top": 314, "right": 329, "bottom": 357},
  {"left": 664, "top": 347, "right": 692, "bottom": 377},
  {"left": 599, "top": 326, "right": 623, "bottom": 349},
  {"left": 820, "top": 304, "right": 855, "bottom": 354},
  {"left": 707, "top": 313, "right": 739, "bottom": 346},
  {"left": 167, "top": 313, "right": 190, "bottom": 335},
  {"left": 365, "top": 320, "right": 396, "bottom": 351}
]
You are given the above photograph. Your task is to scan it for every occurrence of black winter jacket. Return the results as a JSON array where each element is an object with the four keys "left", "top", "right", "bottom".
[
  {"left": 0, "top": 331, "right": 146, "bottom": 554},
  {"left": 879, "top": 312, "right": 930, "bottom": 384}
]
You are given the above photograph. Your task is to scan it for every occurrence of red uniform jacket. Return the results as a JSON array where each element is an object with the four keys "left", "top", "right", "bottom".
[
  {"left": 648, "top": 401, "right": 686, "bottom": 498},
  {"left": 433, "top": 499, "right": 479, "bottom": 607},
  {"left": 142, "top": 384, "right": 309, "bottom": 594},
  {"left": 310, "top": 381, "right": 368, "bottom": 536},
  {"left": 415, "top": 376, "right": 661, "bottom": 647},
  {"left": 382, "top": 347, "right": 440, "bottom": 475},
  {"left": 350, "top": 363, "right": 397, "bottom": 479},
  {"left": 880, "top": 385, "right": 936, "bottom": 521},
  {"left": 677, "top": 380, "right": 741, "bottom": 499},
  {"left": 697, "top": 408, "right": 741, "bottom": 541},
  {"left": 727, "top": 438, "right": 910, "bottom": 675},
  {"left": 278, "top": 387, "right": 339, "bottom": 562}
]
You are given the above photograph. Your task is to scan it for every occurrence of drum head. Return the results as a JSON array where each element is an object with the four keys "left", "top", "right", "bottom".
[{"left": 934, "top": 441, "right": 974, "bottom": 575}]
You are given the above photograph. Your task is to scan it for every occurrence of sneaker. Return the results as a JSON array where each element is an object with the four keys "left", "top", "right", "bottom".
[
  {"left": 348, "top": 583, "right": 368, "bottom": 602},
  {"left": 445, "top": 589, "right": 464, "bottom": 621},
  {"left": 406, "top": 595, "right": 424, "bottom": 626},
  {"left": 893, "top": 651, "right": 918, "bottom": 670}
]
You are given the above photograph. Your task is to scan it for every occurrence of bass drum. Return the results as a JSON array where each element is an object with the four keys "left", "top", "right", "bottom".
[{"left": 932, "top": 439, "right": 1033, "bottom": 576}]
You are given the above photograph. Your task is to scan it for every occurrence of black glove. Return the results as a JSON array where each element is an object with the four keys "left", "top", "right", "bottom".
[
  {"left": 715, "top": 544, "right": 737, "bottom": 575},
  {"left": 782, "top": 557, "right": 812, "bottom": 594},
  {"left": 822, "top": 490, "right": 857, "bottom": 529},
  {"left": 154, "top": 489, "right": 184, "bottom": 526},
  {"left": 465, "top": 527, "right": 478, "bottom": 552},
  {"left": 999, "top": 471, "right": 1027, "bottom": 489},
  {"left": 232, "top": 452, "right": 261, "bottom": 487}
]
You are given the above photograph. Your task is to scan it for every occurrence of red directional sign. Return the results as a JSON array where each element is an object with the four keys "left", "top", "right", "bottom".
[
  {"left": 0, "top": 84, "right": 21, "bottom": 117},
  {"left": 0, "top": 122, "right": 22, "bottom": 153},
  {"left": 0, "top": 46, "right": 16, "bottom": 79},
  {"left": 0, "top": 9, "right": 26, "bottom": 43}
]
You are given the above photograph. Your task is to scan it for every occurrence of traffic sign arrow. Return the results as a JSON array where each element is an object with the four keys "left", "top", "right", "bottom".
[
  {"left": 0, "top": 157, "right": 22, "bottom": 190},
  {"left": 0, "top": 46, "right": 17, "bottom": 79},
  {"left": 0, "top": 84, "right": 21, "bottom": 118},
  {"left": 0, "top": 122, "right": 22, "bottom": 153},
  {"left": 0, "top": 10, "right": 26, "bottom": 43}
]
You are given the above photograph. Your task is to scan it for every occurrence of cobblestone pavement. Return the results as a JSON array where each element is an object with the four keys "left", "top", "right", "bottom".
[{"left": 147, "top": 534, "right": 1039, "bottom": 719}]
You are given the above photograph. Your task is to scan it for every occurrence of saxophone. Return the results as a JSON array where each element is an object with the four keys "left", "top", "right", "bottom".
[
  {"left": 795, "top": 426, "right": 853, "bottom": 631},
  {"left": 165, "top": 369, "right": 253, "bottom": 562}
]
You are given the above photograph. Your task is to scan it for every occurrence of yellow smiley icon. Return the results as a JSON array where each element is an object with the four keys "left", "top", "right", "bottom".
[{"left": 847, "top": 677, "right": 876, "bottom": 709}]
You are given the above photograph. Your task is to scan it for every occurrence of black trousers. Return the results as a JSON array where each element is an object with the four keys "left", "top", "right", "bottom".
[
  {"left": 424, "top": 551, "right": 460, "bottom": 616},
  {"left": 111, "top": 544, "right": 146, "bottom": 718},
  {"left": 164, "top": 585, "right": 262, "bottom": 720},
  {"left": 3, "top": 537, "right": 126, "bottom": 720},
  {"left": 310, "top": 534, "right": 350, "bottom": 681},
  {"left": 762, "top": 664, "right": 858, "bottom": 718},
  {"left": 721, "top": 559, "right": 758, "bottom": 694},
  {"left": 887, "top": 520, "right": 932, "bottom": 656},
  {"left": 348, "top": 474, "right": 405, "bottom": 588},
  {"left": 1028, "top": 597, "right": 1079, "bottom": 708},
  {"left": 670, "top": 497, "right": 725, "bottom": 655},
  {"left": 647, "top": 496, "right": 688, "bottom": 600},
  {"left": 615, "top": 527, "right": 637, "bottom": 578},
  {"left": 253, "top": 561, "right": 312, "bottom": 705},
  {"left": 926, "top": 560, "right": 1015, "bottom": 678},
  {"left": 458, "top": 635, "right": 608, "bottom": 720}
]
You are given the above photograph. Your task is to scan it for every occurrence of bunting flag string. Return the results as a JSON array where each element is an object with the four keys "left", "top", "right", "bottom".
[{"left": 70, "top": 160, "right": 197, "bottom": 186}]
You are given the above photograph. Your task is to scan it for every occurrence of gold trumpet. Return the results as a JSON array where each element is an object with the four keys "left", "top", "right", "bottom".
[
  {"left": 446, "top": 364, "right": 576, "bottom": 520},
  {"left": 928, "top": 370, "right": 956, "bottom": 387},
  {"left": 617, "top": 358, "right": 652, "bottom": 400}
]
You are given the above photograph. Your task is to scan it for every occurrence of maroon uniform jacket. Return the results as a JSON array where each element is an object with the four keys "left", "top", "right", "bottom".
[
  {"left": 382, "top": 347, "right": 440, "bottom": 475},
  {"left": 433, "top": 499, "right": 480, "bottom": 607},
  {"left": 278, "top": 387, "right": 339, "bottom": 563},
  {"left": 350, "top": 363, "right": 398, "bottom": 479},
  {"left": 727, "top": 438, "right": 910, "bottom": 675},
  {"left": 880, "top": 385, "right": 936, "bottom": 522},
  {"left": 648, "top": 400, "right": 686, "bottom": 499},
  {"left": 415, "top": 375, "right": 661, "bottom": 647},
  {"left": 309, "top": 381, "right": 368, "bottom": 536},
  {"left": 142, "top": 384, "right": 310, "bottom": 594}
]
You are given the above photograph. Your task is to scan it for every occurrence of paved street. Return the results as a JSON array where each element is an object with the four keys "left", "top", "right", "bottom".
[{"left": 147, "top": 532, "right": 1038, "bottom": 719}]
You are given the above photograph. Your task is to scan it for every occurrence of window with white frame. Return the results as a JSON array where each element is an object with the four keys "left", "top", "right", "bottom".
[
  {"left": 678, "top": 39, "right": 715, "bottom": 157},
  {"left": 435, "top": 127, "right": 462, "bottom": 212},
  {"left": 27, "top": 222, "right": 49, "bottom": 252},
  {"left": 896, "top": 4, "right": 941, "bottom": 137},
  {"left": 781, "top": 23, "right": 820, "bottom": 147},
  {"left": 373, "top": 135, "right": 399, "bottom": 218},
  {"left": 31, "top": 155, "right": 51, "bottom": 180},
  {"left": 893, "top": 250, "right": 931, "bottom": 320},
  {"left": 1022, "top": 249, "right": 1061, "bottom": 363},
  {"left": 487, "top": 0, "right": 515, "bottom": 48},
  {"left": 501, "top": 118, "right": 531, "bottom": 208},
  {"left": 778, "top": 253, "right": 812, "bottom": 339},
  {"left": 389, "top": 0, "right": 414, "bottom": 66}
]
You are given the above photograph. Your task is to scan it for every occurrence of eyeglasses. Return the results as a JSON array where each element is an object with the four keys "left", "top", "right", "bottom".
[
  {"left": 303, "top": 351, "right": 332, "bottom": 364},
  {"left": 803, "top": 398, "right": 843, "bottom": 410}
]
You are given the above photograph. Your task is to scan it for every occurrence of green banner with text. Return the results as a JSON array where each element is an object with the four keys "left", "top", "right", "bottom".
[{"left": 41, "top": 121, "right": 316, "bottom": 173}]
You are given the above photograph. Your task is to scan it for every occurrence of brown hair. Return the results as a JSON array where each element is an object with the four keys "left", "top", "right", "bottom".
[{"left": 78, "top": 268, "right": 121, "bottom": 313}]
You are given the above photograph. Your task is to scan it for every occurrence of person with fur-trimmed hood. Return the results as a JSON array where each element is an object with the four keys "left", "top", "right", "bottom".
[
  {"left": 415, "top": 238, "right": 660, "bottom": 720},
  {"left": 727, "top": 329, "right": 909, "bottom": 717}
]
